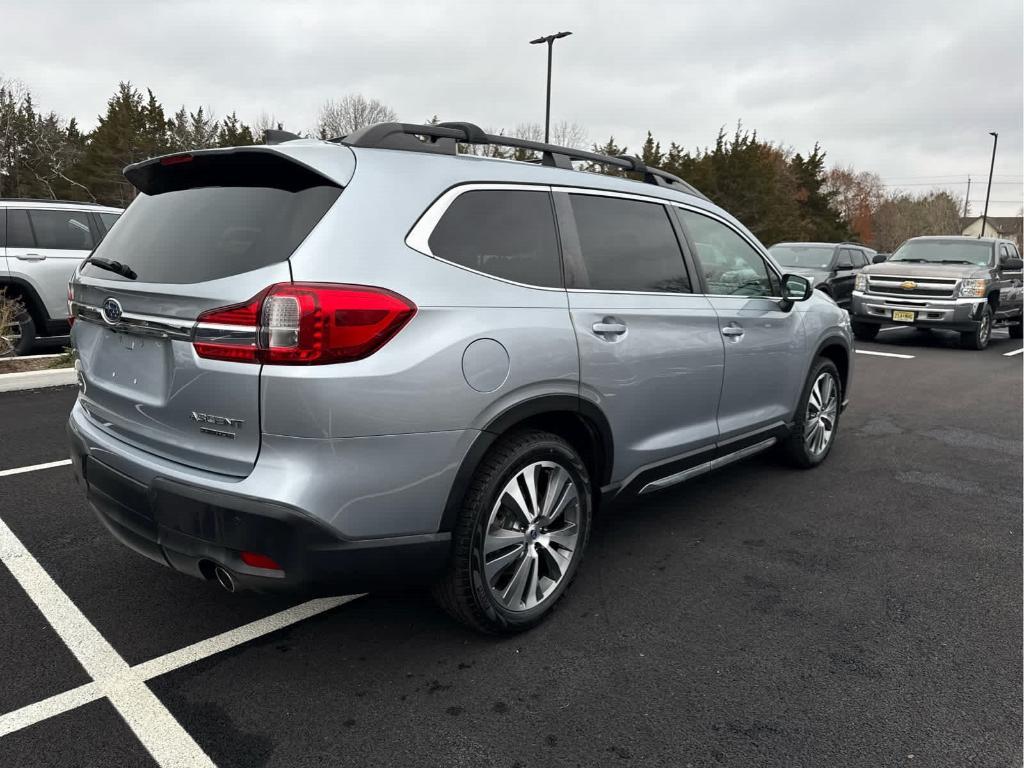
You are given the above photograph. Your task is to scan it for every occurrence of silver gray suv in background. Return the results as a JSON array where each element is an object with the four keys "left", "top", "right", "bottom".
[
  {"left": 1, "top": 199, "right": 123, "bottom": 355},
  {"left": 67, "top": 122, "right": 853, "bottom": 634}
]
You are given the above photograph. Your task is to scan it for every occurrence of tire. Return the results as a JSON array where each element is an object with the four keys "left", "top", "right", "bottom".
[
  {"left": 959, "top": 305, "right": 993, "bottom": 350},
  {"left": 432, "top": 429, "right": 592, "bottom": 635},
  {"left": 851, "top": 321, "right": 879, "bottom": 342},
  {"left": 1009, "top": 322, "right": 1023, "bottom": 340},
  {"left": 780, "top": 358, "right": 842, "bottom": 469},
  {"left": 0, "top": 305, "right": 35, "bottom": 358}
]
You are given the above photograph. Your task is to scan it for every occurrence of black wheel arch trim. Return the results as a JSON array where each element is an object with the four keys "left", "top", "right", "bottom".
[
  {"left": 438, "top": 395, "right": 614, "bottom": 532},
  {"left": 0, "top": 276, "right": 50, "bottom": 326}
]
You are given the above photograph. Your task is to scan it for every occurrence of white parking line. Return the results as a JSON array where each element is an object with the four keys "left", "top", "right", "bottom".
[
  {"left": 877, "top": 326, "right": 906, "bottom": 332},
  {"left": 0, "top": 515, "right": 215, "bottom": 765},
  {"left": 855, "top": 349, "right": 915, "bottom": 359},
  {"left": 1003, "top": 347, "right": 1023, "bottom": 357},
  {"left": 0, "top": 459, "right": 72, "bottom": 478}
]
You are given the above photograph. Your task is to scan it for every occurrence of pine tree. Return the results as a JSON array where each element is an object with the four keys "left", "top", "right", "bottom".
[{"left": 217, "top": 112, "right": 256, "bottom": 147}]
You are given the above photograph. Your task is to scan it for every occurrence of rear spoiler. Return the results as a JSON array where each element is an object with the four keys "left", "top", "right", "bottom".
[{"left": 123, "top": 147, "right": 342, "bottom": 196}]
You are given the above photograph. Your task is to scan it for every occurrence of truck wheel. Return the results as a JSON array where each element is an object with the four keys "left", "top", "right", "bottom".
[
  {"left": 0, "top": 306, "right": 35, "bottom": 357},
  {"left": 780, "top": 358, "right": 842, "bottom": 469},
  {"left": 432, "top": 430, "right": 592, "bottom": 634},
  {"left": 959, "top": 306, "right": 993, "bottom": 350},
  {"left": 851, "top": 321, "right": 879, "bottom": 342},
  {"left": 1010, "top": 323, "right": 1023, "bottom": 340}
]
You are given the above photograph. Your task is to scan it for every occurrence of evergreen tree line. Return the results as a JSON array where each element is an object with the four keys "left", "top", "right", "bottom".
[{"left": 0, "top": 78, "right": 962, "bottom": 249}]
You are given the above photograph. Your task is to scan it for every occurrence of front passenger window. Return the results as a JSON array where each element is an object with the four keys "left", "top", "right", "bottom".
[{"left": 675, "top": 209, "right": 775, "bottom": 296}]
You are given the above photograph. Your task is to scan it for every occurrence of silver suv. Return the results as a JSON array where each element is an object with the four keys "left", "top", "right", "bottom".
[
  {"left": 1, "top": 199, "right": 123, "bottom": 355},
  {"left": 67, "top": 122, "right": 853, "bottom": 634}
]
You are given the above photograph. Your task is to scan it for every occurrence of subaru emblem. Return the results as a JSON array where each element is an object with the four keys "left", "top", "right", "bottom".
[{"left": 101, "top": 298, "right": 123, "bottom": 324}]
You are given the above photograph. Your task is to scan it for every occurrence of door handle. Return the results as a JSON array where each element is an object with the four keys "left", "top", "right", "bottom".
[
  {"left": 592, "top": 321, "right": 627, "bottom": 336},
  {"left": 721, "top": 325, "right": 745, "bottom": 338},
  {"left": 15, "top": 253, "right": 45, "bottom": 261}
]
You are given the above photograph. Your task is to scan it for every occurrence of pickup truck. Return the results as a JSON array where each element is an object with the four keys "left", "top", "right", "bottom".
[{"left": 850, "top": 236, "right": 1024, "bottom": 350}]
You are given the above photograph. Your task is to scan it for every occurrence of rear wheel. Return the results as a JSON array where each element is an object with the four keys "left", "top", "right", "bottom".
[
  {"left": 780, "top": 358, "right": 841, "bottom": 469},
  {"left": 433, "top": 430, "right": 592, "bottom": 634},
  {"left": 0, "top": 303, "right": 35, "bottom": 358},
  {"left": 851, "top": 321, "right": 879, "bottom": 342},
  {"left": 959, "top": 305, "right": 992, "bottom": 350}
]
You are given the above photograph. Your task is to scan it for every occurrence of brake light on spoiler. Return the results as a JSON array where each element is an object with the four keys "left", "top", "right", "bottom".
[{"left": 193, "top": 283, "right": 416, "bottom": 365}]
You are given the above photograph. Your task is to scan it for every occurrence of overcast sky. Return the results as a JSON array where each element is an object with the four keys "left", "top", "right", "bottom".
[{"left": 6, "top": 0, "right": 1023, "bottom": 215}]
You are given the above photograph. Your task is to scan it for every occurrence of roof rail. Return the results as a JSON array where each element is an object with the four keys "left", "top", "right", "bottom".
[
  {"left": 334, "top": 121, "right": 707, "bottom": 199},
  {"left": 0, "top": 197, "right": 107, "bottom": 207}
]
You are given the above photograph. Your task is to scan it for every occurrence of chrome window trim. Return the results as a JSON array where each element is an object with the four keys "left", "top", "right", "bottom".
[{"left": 404, "top": 182, "right": 564, "bottom": 292}]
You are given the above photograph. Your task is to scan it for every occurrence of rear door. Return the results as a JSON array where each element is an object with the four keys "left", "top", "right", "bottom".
[
  {"left": 831, "top": 247, "right": 861, "bottom": 307},
  {"left": 557, "top": 189, "right": 723, "bottom": 481},
  {"left": 675, "top": 207, "right": 805, "bottom": 441},
  {"left": 71, "top": 149, "right": 346, "bottom": 476},
  {"left": 6, "top": 207, "right": 95, "bottom": 323}
]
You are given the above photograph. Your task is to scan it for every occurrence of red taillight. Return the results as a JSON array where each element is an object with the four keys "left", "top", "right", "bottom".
[
  {"left": 193, "top": 283, "right": 415, "bottom": 365},
  {"left": 160, "top": 153, "right": 193, "bottom": 166},
  {"left": 67, "top": 284, "right": 75, "bottom": 326},
  {"left": 240, "top": 551, "right": 283, "bottom": 571}
]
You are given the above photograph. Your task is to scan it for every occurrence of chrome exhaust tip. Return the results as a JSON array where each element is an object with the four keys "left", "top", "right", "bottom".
[{"left": 213, "top": 565, "right": 236, "bottom": 593}]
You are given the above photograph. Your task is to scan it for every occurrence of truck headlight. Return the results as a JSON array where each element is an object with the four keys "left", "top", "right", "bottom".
[
  {"left": 958, "top": 279, "right": 988, "bottom": 298},
  {"left": 854, "top": 274, "right": 868, "bottom": 291}
]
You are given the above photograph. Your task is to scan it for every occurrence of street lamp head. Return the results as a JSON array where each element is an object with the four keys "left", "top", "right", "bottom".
[
  {"left": 989, "top": 131, "right": 998, "bottom": 138},
  {"left": 530, "top": 31, "right": 573, "bottom": 44}
]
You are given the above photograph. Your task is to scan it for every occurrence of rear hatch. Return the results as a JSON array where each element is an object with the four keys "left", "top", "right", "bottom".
[{"left": 71, "top": 147, "right": 348, "bottom": 476}]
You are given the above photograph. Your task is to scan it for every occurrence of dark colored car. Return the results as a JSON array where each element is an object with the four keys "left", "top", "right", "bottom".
[
  {"left": 769, "top": 242, "right": 876, "bottom": 308},
  {"left": 850, "top": 236, "right": 1024, "bottom": 349}
]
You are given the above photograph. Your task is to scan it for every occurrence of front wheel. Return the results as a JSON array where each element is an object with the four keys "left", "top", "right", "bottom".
[
  {"left": 433, "top": 430, "right": 592, "bottom": 634},
  {"left": 960, "top": 305, "right": 993, "bottom": 350},
  {"left": 851, "top": 321, "right": 879, "bottom": 342},
  {"left": 780, "top": 358, "right": 842, "bottom": 469}
]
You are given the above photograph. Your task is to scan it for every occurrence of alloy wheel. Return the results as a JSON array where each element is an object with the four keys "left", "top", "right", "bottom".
[
  {"left": 481, "top": 460, "right": 580, "bottom": 612},
  {"left": 804, "top": 371, "right": 838, "bottom": 456}
]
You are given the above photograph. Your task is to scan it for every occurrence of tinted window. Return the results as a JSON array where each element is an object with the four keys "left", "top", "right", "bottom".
[
  {"left": 427, "top": 190, "right": 562, "bottom": 287},
  {"left": 769, "top": 244, "right": 834, "bottom": 270},
  {"left": 7, "top": 209, "right": 35, "bottom": 249},
  {"left": 569, "top": 195, "right": 690, "bottom": 292},
  {"left": 836, "top": 248, "right": 858, "bottom": 269},
  {"left": 676, "top": 209, "right": 775, "bottom": 296},
  {"left": 82, "top": 186, "right": 340, "bottom": 284},
  {"left": 0, "top": 209, "right": 5, "bottom": 247},
  {"left": 99, "top": 212, "right": 120, "bottom": 232},
  {"left": 28, "top": 209, "right": 95, "bottom": 250},
  {"left": 851, "top": 249, "right": 869, "bottom": 267}
]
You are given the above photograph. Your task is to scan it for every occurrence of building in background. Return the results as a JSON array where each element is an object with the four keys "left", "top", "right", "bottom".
[{"left": 961, "top": 216, "right": 1023, "bottom": 249}]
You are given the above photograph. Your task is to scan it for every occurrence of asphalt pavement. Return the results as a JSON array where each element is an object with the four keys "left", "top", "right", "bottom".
[{"left": 0, "top": 327, "right": 1021, "bottom": 767}]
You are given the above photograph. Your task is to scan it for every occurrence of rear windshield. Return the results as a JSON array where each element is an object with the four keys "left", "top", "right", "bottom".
[
  {"left": 889, "top": 239, "right": 994, "bottom": 266},
  {"left": 769, "top": 245, "right": 834, "bottom": 270},
  {"left": 82, "top": 182, "right": 340, "bottom": 284}
]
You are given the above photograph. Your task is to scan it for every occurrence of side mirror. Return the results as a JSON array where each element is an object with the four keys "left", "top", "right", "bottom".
[
  {"left": 781, "top": 274, "right": 813, "bottom": 310},
  {"left": 872, "top": 254, "right": 888, "bottom": 264},
  {"left": 1001, "top": 256, "right": 1023, "bottom": 271}
]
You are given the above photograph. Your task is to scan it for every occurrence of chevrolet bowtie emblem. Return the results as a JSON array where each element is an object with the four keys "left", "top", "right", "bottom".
[{"left": 901, "top": 281, "right": 917, "bottom": 290}]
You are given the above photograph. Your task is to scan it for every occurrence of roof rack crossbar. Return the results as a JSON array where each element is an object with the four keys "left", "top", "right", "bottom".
[{"left": 335, "top": 122, "right": 707, "bottom": 199}]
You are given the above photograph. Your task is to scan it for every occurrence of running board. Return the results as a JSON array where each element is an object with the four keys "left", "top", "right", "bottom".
[{"left": 638, "top": 437, "right": 778, "bottom": 495}]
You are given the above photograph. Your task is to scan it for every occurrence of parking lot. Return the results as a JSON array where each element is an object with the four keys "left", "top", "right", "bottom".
[{"left": 0, "top": 327, "right": 1020, "bottom": 767}]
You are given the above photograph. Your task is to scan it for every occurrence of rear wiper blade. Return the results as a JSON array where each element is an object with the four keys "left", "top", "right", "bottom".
[
  {"left": 938, "top": 260, "right": 973, "bottom": 264},
  {"left": 87, "top": 257, "right": 137, "bottom": 280},
  {"left": 892, "top": 258, "right": 927, "bottom": 263}
]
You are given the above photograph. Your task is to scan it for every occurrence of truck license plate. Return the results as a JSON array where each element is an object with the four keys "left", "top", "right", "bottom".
[{"left": 891, "top": 310, "right": 916, "bottom": 322}]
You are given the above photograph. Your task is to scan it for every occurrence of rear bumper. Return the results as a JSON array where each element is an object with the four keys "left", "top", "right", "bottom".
[
  {"left": 850, "top": 292, "right": 986, "bottom": 331},
  {"left": 67, "top": 403, "right": 463, "bottom": 593}
]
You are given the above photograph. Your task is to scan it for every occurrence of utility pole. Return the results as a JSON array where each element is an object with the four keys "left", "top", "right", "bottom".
[
  {"left": 980, "top": 132, "right": 998, "bottom": 237},
  {"left": 529, "top": 31, "right": 572, "bottom": 143},
  {"left": 963, "top": 175, "right": 971, "bottom": 218}
]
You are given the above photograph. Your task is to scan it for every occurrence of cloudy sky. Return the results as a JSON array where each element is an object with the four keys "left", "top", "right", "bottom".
[{"left": 6, "top": 0, "right": 1023, "bottom": 215}]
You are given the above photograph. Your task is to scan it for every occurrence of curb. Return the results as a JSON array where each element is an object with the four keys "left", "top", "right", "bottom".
[{"left": 0, "top": 368, "right": 77, "bottom": 393}]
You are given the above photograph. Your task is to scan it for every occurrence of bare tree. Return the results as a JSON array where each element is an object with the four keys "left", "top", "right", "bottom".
[
  {"left": 316, "top": 95, "right": 398, "bottom": 139},
  {"left": 251, "top": 112, "right": 287, "bottom": 142},
  {"left": 873, "top": 190, "right": 963, "bottom": 251},
  {"left": 550, "top": 120, "right": 587, "bottom": 149}
]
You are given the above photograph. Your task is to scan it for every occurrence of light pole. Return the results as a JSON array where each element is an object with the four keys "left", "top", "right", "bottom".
[
  {"left": 529, "top": 31, "right": 572, "bottom": 143},
  {"left": 980, "top": 131, "right": 998, "bottom": 237}
]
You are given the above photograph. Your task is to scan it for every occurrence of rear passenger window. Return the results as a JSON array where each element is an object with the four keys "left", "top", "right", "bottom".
[
  {"left": 427, "top": 189, "right": 562, "bottom": 287},
  {"left": 852, "top": 250, "right": 868, "bottom": 267},
  {"left": 569, "top": 194, "right": 691, "bottom": 293},
  {"left": 7, "top": 209, "right": 35, "bottom": 248},
  {"left": 99, "top": 213, "right": 120, "bottom": 232},
  {"left": 676, "top": 209, "right": 776, "bottom": 296},
  {"left": 28, "top": 209, "right": 94, "bottom": 250}
]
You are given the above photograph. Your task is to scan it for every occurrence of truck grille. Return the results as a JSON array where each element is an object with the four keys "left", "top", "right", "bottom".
[{"left": 866, "top": 275, "right": 957, "bottom": 298}]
